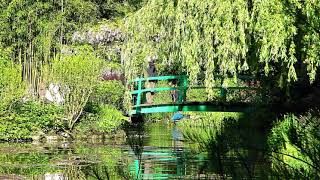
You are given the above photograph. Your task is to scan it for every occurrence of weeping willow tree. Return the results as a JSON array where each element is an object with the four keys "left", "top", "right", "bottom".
[{"left": 123, "top": 0, "right": 320, "bottom": 94}]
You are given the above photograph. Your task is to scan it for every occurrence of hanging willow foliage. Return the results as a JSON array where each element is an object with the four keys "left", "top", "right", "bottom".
[
  {"left": 123, "top": 0, "right": 320, "bottom": 90},
  {"left": 124, "top": 0, "right": 250, "bottom": 84}
]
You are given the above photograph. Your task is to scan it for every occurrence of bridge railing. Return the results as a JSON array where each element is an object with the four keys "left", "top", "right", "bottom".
[
  {"left": 130, "top": 75, "right": 260, "bottom": 107},
  {"left": 130, "top": 75, "right": 188, "bottom": 107}
]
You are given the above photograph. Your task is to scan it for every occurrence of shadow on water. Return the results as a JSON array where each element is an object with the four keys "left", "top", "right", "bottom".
[
  {"left": 123, "top": 122, "right": 146, "bottom": 179},
  {"left": 192, "top": 112, "right": 273, "bottom": 179},
  {"left": 179, "top": 110, "right": 320, "bottom": 179}
]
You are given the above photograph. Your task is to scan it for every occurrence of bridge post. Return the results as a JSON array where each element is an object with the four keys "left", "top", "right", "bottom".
[
  {"left": 135, "top": 79, "right": 142, "bottom": 114},
  {"left": 220, "top": 87, "right": 227, "bottom": 102},
  {"left": 178, "top": 76, "right": 188, "bottom": 103},
  {"left": 219, "top": 77, "right": 227, "bottom": 102},
  {"left": 182, "top": 76, "right": 188, "bottom": 102}
]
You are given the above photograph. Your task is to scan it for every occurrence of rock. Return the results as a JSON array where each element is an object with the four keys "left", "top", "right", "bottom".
[
  {"left": 44, "top": 173, "right": 65, "bottom": 180},
  {"left": 46, "top": 135, "right": 59, "bottom": 143},
  {"left": 0, "top": 174, "right": 25, "bottom": 180}
]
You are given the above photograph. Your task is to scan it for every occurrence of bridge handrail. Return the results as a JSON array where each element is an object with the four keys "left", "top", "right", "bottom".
[
  {"left": 131, "top": 75, "right": 188, "bottom": 107},
  {"left": 130, "top": 86, "right": 259, "bottom": 95},
  {"left": 130, "top": 75, "right": 184, "bottom": 83},
  {"left": 130, "top": 75, "right": 256, "bottom": 83}
]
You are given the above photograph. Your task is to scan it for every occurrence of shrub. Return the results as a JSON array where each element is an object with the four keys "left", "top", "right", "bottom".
[
  {"left": 0, "top": 101, "right": 64, "bottom": 141},
  {"left": 96, "top": 105, "right": 127, "bottom": 133},
  {"left": 90, "top": 80, "right": 125, "bottom": 110},
  {"left": 268, "top": 112, "right": 320, "bottom": 177},
  {"left": 76, "top": 105, "right": 127, "bottom": 134},
  {"left": 50, "top": 45, "right": 105, "bottom": 130}
]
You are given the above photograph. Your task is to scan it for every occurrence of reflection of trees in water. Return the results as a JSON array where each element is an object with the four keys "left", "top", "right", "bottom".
[
  {"left": 209, "top": 118, "right": 270, "bottom": 179},
  {"left": 180, "top": 111, "right": 320, "bottom": 179},
  {"left": 0, "top": 141, "right": 134, "bottom": 180},
  {"left": 123, "top": 123, "right": 190, "bottom": 179},
  {"left": 70, "top": 163, "right": 133, "bottom": 180},
  {"left": 124, "top": 122, "right": 145, "bottom": 158},
  {"left": 123, "top": 122, "right": 146, "bottom": 179},
  {"left": 179, "top": 112, "right": 275, "bottom": 179}
]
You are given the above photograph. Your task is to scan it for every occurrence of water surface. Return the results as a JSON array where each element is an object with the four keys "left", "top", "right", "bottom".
[{"left": 0, "top": 120, "right": 311, "bottom": 179}]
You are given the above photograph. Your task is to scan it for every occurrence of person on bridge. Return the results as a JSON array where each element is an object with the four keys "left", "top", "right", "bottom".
[
  {"left": 170, "top": 79, "right": 179, "bottom": 103},
  {"left": 146, "top": 57, "right": 157, "bottom": 104}
]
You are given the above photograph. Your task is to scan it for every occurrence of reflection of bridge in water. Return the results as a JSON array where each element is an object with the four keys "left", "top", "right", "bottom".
[
  {"left": 129, "top": 75, "right": 260, "bottom": 116},
  {"left": 128, "top": 125, "right": 198, "bottom": 179}
]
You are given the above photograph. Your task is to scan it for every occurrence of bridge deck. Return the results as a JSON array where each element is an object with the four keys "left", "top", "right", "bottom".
[{"left": 131, "top": 102, "right": 255, "bottom": 115}]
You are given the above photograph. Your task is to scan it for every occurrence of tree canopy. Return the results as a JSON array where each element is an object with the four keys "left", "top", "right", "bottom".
[
  {"left": 0, "top": 0, "right": 144, "bottom": 96},
  {"left": 123, "top": 0, "right": 320, "bottom": 89}
]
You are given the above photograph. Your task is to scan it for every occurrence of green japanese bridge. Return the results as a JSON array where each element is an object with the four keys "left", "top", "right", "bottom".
[{"left": 129, "top": 75, "right": 259, "bottom": 116}]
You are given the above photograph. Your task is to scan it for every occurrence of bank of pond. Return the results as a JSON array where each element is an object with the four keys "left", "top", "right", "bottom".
[{"left": 0, "top": 111, "right": 319, "bottom": 179}]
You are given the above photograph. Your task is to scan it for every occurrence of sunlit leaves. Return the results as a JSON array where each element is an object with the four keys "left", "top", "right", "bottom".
[
  {"left": 0, "top": 49, "right": 25, "bottom": 112},
  {"left": 124, "top": 0, "right": 251, "bottom": 90},
  {"left": 50, "top": 46, "right": 105, "bottom": 129},
  {"left": 253, "top": 0, "right": 297, "bottom": 84},
  {"left": 124, "top": 0, "right": 320, "bottom": 88}
]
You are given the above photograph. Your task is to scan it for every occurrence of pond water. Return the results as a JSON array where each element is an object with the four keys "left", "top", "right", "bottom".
[{"left": 0, "top": 118, "right": 312, "bottom": 179}]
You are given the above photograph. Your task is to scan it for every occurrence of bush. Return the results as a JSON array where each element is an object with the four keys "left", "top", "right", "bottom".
[
  {"left": 76, "top": 105, "right": 127, "bottom": 134},
  {"left": 0, "top": 101, "right": 64, "bottom": 141},
  {"left": 78, "top": 80, "right": 125, "bottom": 135},
  {"left": 90, "top": 80, "right": 125, "bottom": 110},
  {"left": 50, "top": 45, "right": 105, "bottom": 130},
  {"left": 96, "top": 105, "right": 127, "bottom": 133}
]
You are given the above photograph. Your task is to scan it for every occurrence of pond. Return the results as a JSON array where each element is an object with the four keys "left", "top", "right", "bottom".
[{"left": 0, "top": 116, "right": 315, "bottom": 179}]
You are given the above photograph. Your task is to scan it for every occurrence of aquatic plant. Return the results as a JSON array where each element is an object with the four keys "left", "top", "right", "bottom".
[
  {"left": 268, "top": 112, "right": 320, "bottom": 178},
  {"left": 178, "top": 112, "right": 241, "bottom": 149}
]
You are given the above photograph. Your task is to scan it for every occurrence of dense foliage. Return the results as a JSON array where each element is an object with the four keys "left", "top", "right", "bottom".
[
  {"left": 90, "top": 80, "right": 125, "bottom": 110},
  {"left": 76, "top": 81, "right": 127, "bottom": 135},
  {"left": 0, "top": 0, "right": 142, "bottom": 96},
  {"left": 178, "top": 111, "right": 320, "bottom": 178},
  {"left": 269, "top": 113, "right": 320, "bottom": 178},
  {"left": 0, "top": 0, "right": 99, "bottom": 94},
  {"left": 0, "top": 101, "right": 64, "bottom": 141},
  {"left": 0, "top": 51, "right": 24, "bottom": 113},
  {"left": 50, "top": 46, "right": 105, "bottom": 130},
  {"left": 123, "top": 0, "right": 320, "bottom": 90}
]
